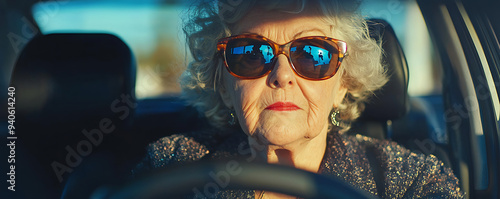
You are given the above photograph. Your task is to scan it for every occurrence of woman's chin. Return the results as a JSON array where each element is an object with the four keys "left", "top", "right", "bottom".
[{"left": 254, "top": 126, "right": 308, "bottom": 147}]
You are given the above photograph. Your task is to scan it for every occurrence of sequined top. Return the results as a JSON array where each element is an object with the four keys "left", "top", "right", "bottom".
[{"left": 133, "top": 130, "right": 464, "bottom": 198}]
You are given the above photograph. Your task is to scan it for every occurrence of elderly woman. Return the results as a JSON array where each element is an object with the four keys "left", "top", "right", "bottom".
[{"left": 134, "top": 0, "right": 464, "bottom": 198}]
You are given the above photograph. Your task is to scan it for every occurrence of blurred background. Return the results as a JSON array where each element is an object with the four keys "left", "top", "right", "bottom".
[
  {"left": 1, "top": 0, "right": 439, "bottom": 100},
  {"left": 2, "top": 1, "right": 499, "bottom": 198}
]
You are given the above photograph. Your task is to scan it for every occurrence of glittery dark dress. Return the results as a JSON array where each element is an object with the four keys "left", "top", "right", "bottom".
[{"left": 133, "top": 130, "right": 464, "bottom": 198}]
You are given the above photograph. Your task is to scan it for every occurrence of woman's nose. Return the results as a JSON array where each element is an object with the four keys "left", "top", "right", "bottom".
[{"left": 267, "top": 55, "right": 296, "bottom": 88}]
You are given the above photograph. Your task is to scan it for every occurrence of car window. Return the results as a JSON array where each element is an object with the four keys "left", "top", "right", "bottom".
[
  {"left": 33, "top": 1, "right": 190, "bottom": 99},
  {"left": 33, "top": 0, "right": 438, "bottom": 99},
  {"left": 360, "top": 0, "right": 440, "bottom": 96}
]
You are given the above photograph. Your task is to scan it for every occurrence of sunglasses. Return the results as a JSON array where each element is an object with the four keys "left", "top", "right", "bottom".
[{"left": 217, "top": 34, "right": 348, "bottom": 80}]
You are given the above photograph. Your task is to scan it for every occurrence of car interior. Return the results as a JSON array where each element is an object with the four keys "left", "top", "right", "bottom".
[{"left": 1, "top": 0, "right": 499, "bottom": 198}]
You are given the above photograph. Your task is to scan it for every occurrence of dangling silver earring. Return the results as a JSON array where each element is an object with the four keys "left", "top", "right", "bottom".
[
  {"left": 228, "top": 110, "right": 236, "bottom": 126},
  {"left": 331, "top": 110, "right": 340, "bottom": 127}
]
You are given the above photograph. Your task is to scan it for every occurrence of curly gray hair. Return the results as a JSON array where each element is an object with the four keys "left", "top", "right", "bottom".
[{"left": 180, "top": 0, "right": 388, "bottom": 132}]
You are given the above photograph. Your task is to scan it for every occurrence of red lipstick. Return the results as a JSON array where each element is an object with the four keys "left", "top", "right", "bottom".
[{"left": 265, "top": 102, "right": 300, "bottom": 111}]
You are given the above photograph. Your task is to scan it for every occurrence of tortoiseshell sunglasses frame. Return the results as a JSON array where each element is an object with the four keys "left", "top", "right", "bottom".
[{"left": 216, "top": 34, "right": 348, "bottom": 80}]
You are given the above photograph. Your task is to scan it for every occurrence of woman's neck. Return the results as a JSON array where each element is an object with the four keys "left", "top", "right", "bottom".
[{"left": 248, "top": 126, "right": 329, "bottom": 173}]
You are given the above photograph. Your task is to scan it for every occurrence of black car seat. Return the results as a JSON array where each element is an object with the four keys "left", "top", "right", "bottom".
[
  {"left": 9, "top": 33, "right": 136, "bottom": 199},
  {"left": 349, "top": 19, "right": 451, "bottom": 167},
  {"left": 348, "top": 19, "right": 410, "bottom": 139}
]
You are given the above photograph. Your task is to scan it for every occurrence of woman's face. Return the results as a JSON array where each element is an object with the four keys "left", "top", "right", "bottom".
[{"left": 220, "top": 8, "right": 347, "bottom": 146}]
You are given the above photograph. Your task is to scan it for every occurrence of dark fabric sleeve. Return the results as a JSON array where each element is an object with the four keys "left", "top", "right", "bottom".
[
  {"left": 130, "top": 134, "right": 210, "bottom": 177},
  {"left": 358, "top": 135, "right": 465, "bottom": 199},
  {"left": 402, "top": 154, "right": 464, "bottom": 199}
]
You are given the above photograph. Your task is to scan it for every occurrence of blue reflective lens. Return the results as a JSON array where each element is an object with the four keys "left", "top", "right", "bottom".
[
  {"left": 226, "top": 39, "right": 275, "bottom": 77},
  {"left": 302, "top": 45, "right": 332, "bottom": 66}
]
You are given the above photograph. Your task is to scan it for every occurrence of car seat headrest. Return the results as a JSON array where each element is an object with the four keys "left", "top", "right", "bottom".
[
  {"left": 11, "top": 33, "right": 136, "bottom": 127},
  {"left": 360, "top": 19, "right": 410, "bottom": 122}
]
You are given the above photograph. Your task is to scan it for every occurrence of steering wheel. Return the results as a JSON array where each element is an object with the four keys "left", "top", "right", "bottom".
[{"left": 96, "top": 161, "right": 378, "bottom": 199}]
